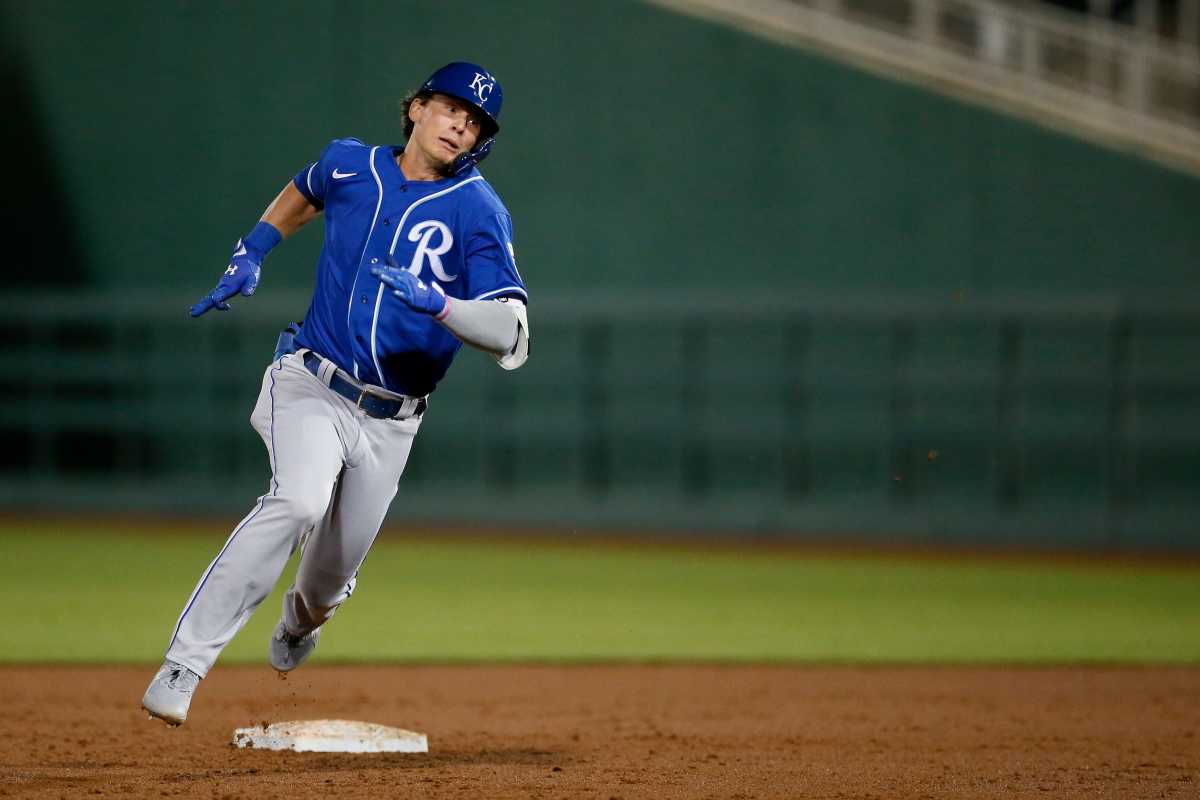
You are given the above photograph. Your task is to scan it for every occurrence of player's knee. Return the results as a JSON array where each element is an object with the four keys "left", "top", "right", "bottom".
[{"left": 276, "top": 493, "right": 329, "bottom": 530}]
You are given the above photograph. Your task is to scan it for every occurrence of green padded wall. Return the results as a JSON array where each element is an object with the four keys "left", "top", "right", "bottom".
[
  {"left": 1, "top": 1, "right": 1197, "bottom": 549},
  {"left": 2, "top": 0, "right": 1198, "bottom": 296}
]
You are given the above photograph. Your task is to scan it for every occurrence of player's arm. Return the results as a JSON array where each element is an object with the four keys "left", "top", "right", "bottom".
[
  {"left": 438, "top": 295, "right": 528, "bottom": 370},
  {"left": 371, "top": 263, "right": 529, "bottom": 370},
  {"left": 189, "top": 182, "right": 322, "bottom": 318},
  {"left": 262, "top": 181, "right": 322, "bottom": 237}
]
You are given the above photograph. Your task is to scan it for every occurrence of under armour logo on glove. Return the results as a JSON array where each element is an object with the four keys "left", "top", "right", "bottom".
[
  {"left": 190, "top": 239, "right": 263, "bottom": 317},
  {"left": 190, "top": 223, "right": 282, "bottom": 318}
]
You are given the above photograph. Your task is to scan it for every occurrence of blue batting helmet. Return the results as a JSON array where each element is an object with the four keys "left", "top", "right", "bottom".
[
  {"left": 418, "top": 62, "right": 503, "bottom": 175},
  {"left": 421, "top": 62, "right": 502, "bottom": 135}
]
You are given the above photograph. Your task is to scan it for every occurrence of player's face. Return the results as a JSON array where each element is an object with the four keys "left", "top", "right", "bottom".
[{"left": 409, "top": 94, "right": 483, "bottom": 168}]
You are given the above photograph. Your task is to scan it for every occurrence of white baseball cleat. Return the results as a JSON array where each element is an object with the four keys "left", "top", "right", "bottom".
[
  {"left": 269, "top": 621, "right": 321, "bottom": 672},
  {"left": 142, "top": 660, "right": 201, "bottom": 726}
]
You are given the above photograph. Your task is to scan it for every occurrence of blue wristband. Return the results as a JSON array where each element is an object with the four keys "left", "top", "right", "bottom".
[{"left": 242, "top": 221, "right": 282, "bottom": 259}]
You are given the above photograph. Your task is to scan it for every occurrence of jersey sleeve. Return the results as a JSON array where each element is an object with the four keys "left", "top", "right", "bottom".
[
  {"left": 291, "top": 137, "right": 364, "bottom": 209},
  {"left": 464, "top": 212, "right": 528, "bottom": 304}
]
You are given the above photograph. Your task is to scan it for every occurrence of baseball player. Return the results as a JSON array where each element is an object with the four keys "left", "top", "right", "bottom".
[{"left": 141, "top": 62, "right": 529, "bottom": 726}]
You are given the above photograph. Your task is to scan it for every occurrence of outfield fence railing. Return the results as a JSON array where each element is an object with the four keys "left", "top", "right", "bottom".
[{"left": 2, "top": 291, "right": 1197, "bottom": 550}]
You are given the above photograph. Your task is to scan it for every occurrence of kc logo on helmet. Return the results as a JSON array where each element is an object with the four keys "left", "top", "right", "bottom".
[{"left": 470, "top": 72, "right": 495, "bottom": 103}]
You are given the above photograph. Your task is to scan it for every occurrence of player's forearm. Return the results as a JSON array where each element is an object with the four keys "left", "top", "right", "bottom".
[
  {"left": 436, "top": 297, "right": 520, "bottom": 355},
  {"left": 262, "top": 182, "right": 321, "bottom": 238},
  {"left": 191, "top": 181, "right": 318, "bottom": 315}
]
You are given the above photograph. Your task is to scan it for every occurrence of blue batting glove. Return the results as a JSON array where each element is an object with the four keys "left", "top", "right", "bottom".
[
  {"left": 190, "top": 222, "right": 281, "bottom": 318},
  {"left": 189, "top": 257, "right": 260, "bottom": 317},
  {"left": 372, "top": 258, "right": 448, "bottom": 317}
]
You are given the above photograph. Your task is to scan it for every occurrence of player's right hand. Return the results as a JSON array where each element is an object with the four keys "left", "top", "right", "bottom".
[{"left": 189, "top": 241, "right": 263, "bottom": 317}]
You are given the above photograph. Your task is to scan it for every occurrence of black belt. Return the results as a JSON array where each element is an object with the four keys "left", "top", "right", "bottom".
[{"left": 302, "top": 351, "right": 426, "bottom": 420}]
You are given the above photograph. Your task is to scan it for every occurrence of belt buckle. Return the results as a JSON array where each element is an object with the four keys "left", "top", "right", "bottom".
[{"left": 355, "top": 391, "right": 368, "bottom": 410}]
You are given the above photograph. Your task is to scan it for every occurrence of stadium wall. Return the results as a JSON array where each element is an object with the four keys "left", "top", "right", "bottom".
[{"left": 1, "top": 0, "right": 1197, "bottom": 549}]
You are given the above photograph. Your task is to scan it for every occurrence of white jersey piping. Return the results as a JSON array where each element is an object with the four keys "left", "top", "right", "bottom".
[
  {"left": 346, "top": 146, "right": 384, "bottom": 378},
  {"left": 369, "top": 283, "right": 388, "bottom": 390},
  {"left": 367, "top": 174, "right": 484, "bottom": 387},
  {"left": 472, "top": 285, "right": 528, "bottom": 302},
  {"left": 386, "top": 175, "right": 483, "bottom": 255}
]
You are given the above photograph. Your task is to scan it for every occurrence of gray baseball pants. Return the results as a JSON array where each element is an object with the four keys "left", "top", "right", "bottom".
[{"left": 164, "top": 351, "right": 421, "bottom": 677}]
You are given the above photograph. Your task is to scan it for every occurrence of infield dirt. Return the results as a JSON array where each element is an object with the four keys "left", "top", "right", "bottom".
[{"left": 2, "top": 665, "right": 1197, "bottom": 799}]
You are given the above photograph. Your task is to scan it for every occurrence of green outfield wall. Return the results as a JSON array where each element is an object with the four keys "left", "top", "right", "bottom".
[
  {"left": 1, "top": 290, "right": 1197, "bottom": 550},
  {"left": 3, "top": 0, "right": 1198, "bottom": 296},
  {"left": 1, "top": 1, "right": 1197, "bottom": 549}
]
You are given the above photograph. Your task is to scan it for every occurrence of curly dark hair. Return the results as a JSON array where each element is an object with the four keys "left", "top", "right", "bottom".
[{"left": 399, "top": 89, "right": 434, "bottom": 141}]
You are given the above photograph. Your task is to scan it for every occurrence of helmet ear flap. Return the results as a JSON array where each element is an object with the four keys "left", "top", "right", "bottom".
[{"left": 450, "top": 136, "right": 495, "bottom": 176}]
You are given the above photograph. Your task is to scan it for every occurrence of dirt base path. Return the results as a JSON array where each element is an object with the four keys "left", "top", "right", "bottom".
[{"left": 2, "top": 665, "right": 1197, "bottom": 799}]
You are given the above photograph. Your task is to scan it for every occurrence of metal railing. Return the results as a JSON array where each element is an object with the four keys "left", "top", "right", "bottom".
[
  {"left": 1, "top": 291, "right": 1197, "bottom": 548},
  {"left": 653, "top": 0, "right": 1200, "bottom": 173}
]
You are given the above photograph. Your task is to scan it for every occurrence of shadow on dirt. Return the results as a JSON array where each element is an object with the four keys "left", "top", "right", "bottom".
[{"left": 228, "top": 747, "right": 562, "bottom": 771}]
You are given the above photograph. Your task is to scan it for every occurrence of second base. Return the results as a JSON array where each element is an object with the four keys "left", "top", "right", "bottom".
[{"left": 232, "top": 719, "right": 428, "bottom": 753}]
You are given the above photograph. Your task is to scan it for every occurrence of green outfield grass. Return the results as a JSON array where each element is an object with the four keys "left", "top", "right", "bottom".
[{"left": 2, "top": 519, "right": 1199, "bottom": 664}]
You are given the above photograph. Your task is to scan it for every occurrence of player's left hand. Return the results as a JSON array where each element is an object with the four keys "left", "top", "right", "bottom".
[
  {"left": 373, "top": 259, "right": 447, "bottom": 317},
  {"left": 189, "top": 243, "right": 263, "bottom": 317}
]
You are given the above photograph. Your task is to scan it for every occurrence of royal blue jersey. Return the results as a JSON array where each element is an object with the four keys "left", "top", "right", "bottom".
[{"left": 290, "top": 138, "right": 527, "bottom": 397}]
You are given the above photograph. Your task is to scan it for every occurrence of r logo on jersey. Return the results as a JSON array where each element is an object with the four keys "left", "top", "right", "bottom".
[
  {"left": 404, "top": 220, "right": 456, "bottom": 282},
  {"left": 470, "top": 72, "right": 495, "bottom": 103}
]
